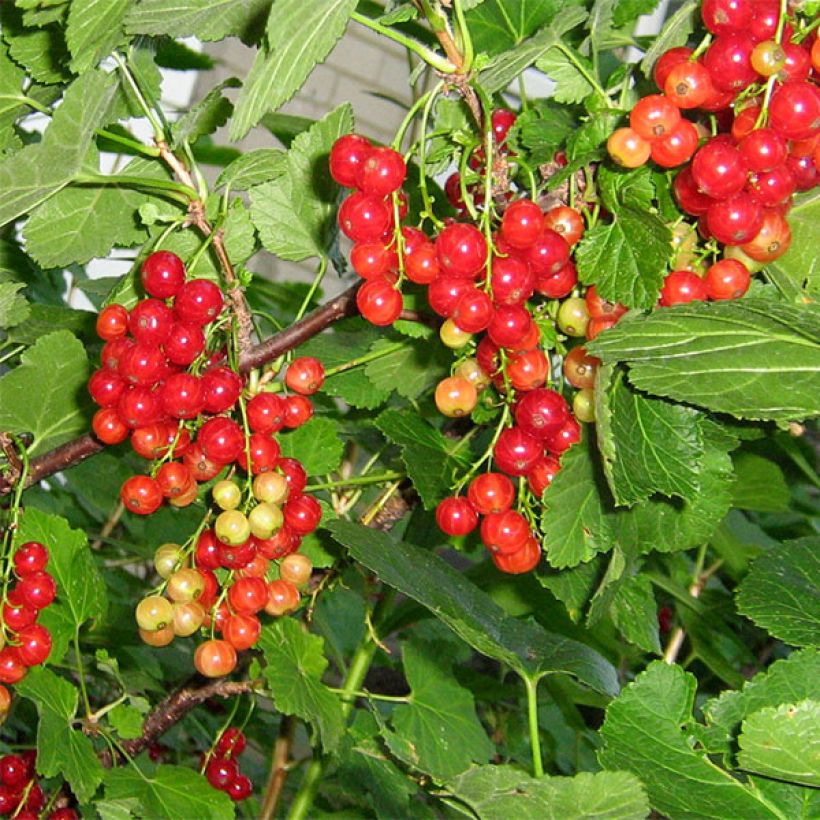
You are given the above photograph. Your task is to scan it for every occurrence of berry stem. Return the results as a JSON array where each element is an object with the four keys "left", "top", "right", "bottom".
[
  {"left": 754, "top": 0, "right": 789, "bottom": 129},
  {"left": 293, "top": 257, "right": 328, "bottom": 324},
  {"left": 306, "top": 471, "right": 405, "bottom": 491}
]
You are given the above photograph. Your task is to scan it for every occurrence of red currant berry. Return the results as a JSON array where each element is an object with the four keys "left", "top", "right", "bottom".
[
  {"left": 329, "top": 134, "right": 372, "bottom": 188},
  {"left": 118, "top": 342, "right": 166, "bottom": 387},
  {"left": 514, "top": 388, "right": 570, "bottom": 438},
  {"left": 490, "top": 256, "right": 534, "bottom": 305},
  {"left": 0, "top": 755, "right": 28, "bottom": 788},
  {"left": 404, "top": 241, "right": 440, "bottom": 285},
  {"left": 630, "top": 94, "right": 682, "bottom": 141},
  {"left": 491, "top": 108, "right": 517, "bottom": 145},
  {"left": 121, "top": 475, "right": 163, "bottom": 516},
  {"left": 157, "top": 461, "right": 194, "bottom": 499},
  {"left": 96, "top": 304, "right": 129, "bottom": 341},
  {"left": 15, "top": 624, "right": 52, "bottom": 666},
  {"left": 703, "top": 32, "right": 758, "bottom": 93},
  {"left": 768, "top": 81, "right": 820, "bottom": 141},
  {"left": 607, "top": 127, "right": 651, "bottom": 167},
  {"left": 527, "top": 455, "right": 561, "bottom": 497},
  {"left": 739, "top": 127, "right": 788, "bottom": 172},
  {"left": 283, "top": 394, "right": 314, "bottom": 428},
  {"left": 543, "top": 206, "right": 584, "bottom": 246},
  {"left": 350, "top": 241, "right": 396, "bottom": 279},
  {"left": 355, "top": 146, "right": 406, "bottom": 195},
  {"left": 357, "top": 278, "right": 403, "bottom": 326},
  {"left": 664, "top": 61, "right": 713, "bottom": 109},
  {"left": 194, "top": 639, "right": 237, "bottom": 678},
  {"left": 237, "top": 432, "right": 280, "bottom": 474},
  {"left": 467, "top": 472, "right": 515, "bottom": 515},
  {"left": 227, "top": 774, "right": 253, "bottom": 802},
  {"left": 435, "top": 497, "right": 478, "bottom": 536},
  {"left": 691, "top": 140, "right": 748, "bottom": 199},
  {"left": 543, "top": 415, "right": 582, "bottom": 456},
  {"left": 161, "top": 373, "right": 204, "bottom": 419},
  {"left": 452, "top": 288, "right": 493, "bottom": 333},
  {"left": 653, "top": 47, "right": 693, "bottom": 89},
  {"left": 492, "top": 535, "right": 541, "bottom": 574},
  {"left": 535, "top": 260, "right": 577, "bottom": 299},
  {"left": 247, "top": 393, "right": 286, "bottom": 434},
  {"left": 338, "top": 192, "right": 393, "bottom": 243},
  {"left": 198, "top": 417, "right": 245, "bottom": 464},
  {"left": 228, "top": 576, "right": 269, "bottom": 615},
  {"left": 0, "top": 649, "right": 26, "bottom": 685},
  {"left": 701, "top": 0, "right": 753, "bottom": 35},
  {"left": 650, "top": 119, "right": 700, "bottom": 168},
  {"left": 129, "top": 298, "right": 173, "bottom": 345},
  {"left": 741, "top": 208, "right": 792, "bottom": 262},
  {"left": 285, "top": 357, "right": 325, "bottom": 395},
  {"left": 435, "top": 223, "right": 488, "bottom": 277},
  {"left": 705, "top": 258, "right": 751, "bottom": 300},
  {"left": 174, "top": 279, "right": 224, "bottom": 325},
  {"left": 13, "top": 542, "right": 48, "bottom": 577},
  {"left": 141, "top": 251, "right": 186, "bottom": 299},
  {"left": 493, "top": 426, "right": 542, "bottom": 476},
  {"left": 279, "top": 458, "right": 307, "bottom": 495},
  {"left": 500, "top": 199, "right": 543, "bottom": 249},
  {"left": 88, "top": 369, "right": 127, "bottom": 408},
  {"left": 659, "top": 270, "right": 707, "bottom": 306},
  {"left": 525, "top": 229, "right": 570, "bottom": 276},
  {"left": 480, "top": 510, "right": 530, "bottom": 554},
  {"left": 706, "top": 193, "right": 763, "bottom": 244},
  {"left": 505, "top": 349, "right": 548, "bottom": 392},
  {"left": 163, "top": 322, "right": 205, "bottom": 366},
  {"left": 216, "top": 727, "right": 247, "bottom": 758},
  {"left": 283, "top": 494, "right": 322, "bottom": 535},
  {"left": 206, "top": 756, "right": 238, "bottom": 790},
  {"left": 487, "top": 305, "right": 534, "bottom": 348}
]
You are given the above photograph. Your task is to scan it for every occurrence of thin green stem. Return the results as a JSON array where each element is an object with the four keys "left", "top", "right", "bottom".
[
  {"left": 0, "top": 346, "right": 25, "bottom": 366},
  {"left": 74, "top": 629, "right": 92, "bottom": 719},
  {"left": 754, "top": 0, "right": 788, "bottom": 129},
  {"left": 452, "top": 0, "right": 474, "bottom": 71},
  {"left": 327, "top": 687, "right": 409, "bottom": 703},
  {"left": 523, "top": 675, "right": 544, "bottom": 777},
  {"left": 96, "top": 128, "right": 161, "bottom": 157},
  {"left": 20, "top": 96, "right": 52, "bottom": 116},
  {"left": 73, "top": 174, "right": 196, "bottom": 204},
  {"left": 392, "top": 89, "right": 435, "bottom": 152},
  {"left": 416, "top": 80, "right": 446, "bottom": 230},
  {"left": 324, "top": 341, "right": 405, "bottom": 377},
  {"left": 111, "top": 52, "right": 165, "bottom": 141},
  {"left": 306, "top": 471, "right": 405, "bottom": 492},
  {"left": 294, "top": 258, "right": 328, "bottom": 323},
  {"left": 351, "top": 11, "right": 456, "bottom": 74}
]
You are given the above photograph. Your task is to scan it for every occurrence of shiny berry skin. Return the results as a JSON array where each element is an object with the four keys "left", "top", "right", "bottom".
[
  {"left": 664, "top": 60, "right": 712, "bottom": 109},
  {"left": 255, "top": 527, "right": 300, "bottom": 561},
  {"left": 452, "top": 288, "right": 493, "bottom": 333},
  {"left": 750, "top": 39, "right": 786, "bottom": 76},
  {"left": 673, "top": 166, "right": 714, "bottom": 216},
  {"left": 338, "top": 192, "right": 392, "bottom": 242},
  {"left": 543, "top": 206, "right": 584, "bottom": 246},
  {"left": 227, "top": 774, "right": 253, "bottom": 802},
  {"left": 747, "top": 165, "right": 796, "bottom": 208},
  {"left": 219, "top": 539, "right": 257, "bottom": 571},
  {"left": 355, "top": 146, "right": 406, "bottom": 195},
  {"left": 467, "top": 472, "right": 515, "bottom": 515},
  {"left": 488, "top": 305, "right": 534, "bottom": 348},
  {"left": 121, "top": 475, "right": 163, "bottom": 515},
  {"left": 357, "top": 278, "right": 402, "bottom": 326},
  {"left": 543, "top": 415, "right": 582, "bottom": 456},
  {"left": 505, "top": 349, "right": 548, "bottom": 392},
  {"left": 741, "top": 208, "right": 791, "bottom": 262},
  {"left": 563, "top": 346, "right": 600, "bottom": 390},
  {"left": 435, "top": 223, "right": 488, "bottom": 277},
  {"left": 585, "top": 285, "right": 627, "bottom": 322},
  {"left": 0, "top": 649, "right": 26, "bottom": 685},
  {"left": 440, "top": 315, "right": 473, "bottom": 349},
  {"left": 527, "top": 456, "right": 561, "bottom": 497},
  {"left": 96, "top": 304, "right": 129, "bottom": 341},
  {"left": 15, "top": 624, "right": 52, "bottom": 667},
  {"left": 216, "top": 727, "right": 247, "bottom": 758},
  {"left": 247, "top": 393, "right": 286, "bottom": 434},
  {"left": 198, "top": 417, "right": 244, "bottom": 464},
  {"left": 283, "top": 493, "right": 322, "bottom": 535},
  {"left": 427, "top": 277, "right": 472, "bottom": 318},
  {"left": 535, "top": 260, "right": 577, "bottom": 299},
  {"left": 739, "top": 127, "right": 788, "bottom": 172},
  {"left": 283, "top": 395, "right": 313, "bottom": 428},
  {"left": 768, "top": 82, "right": 820, "bottom": 141},
  {"left": 0, "top": 755, "right": 28, "bottom": 788},
  {"left": 194, "top": 639, "right": 237, "bottom": 678},
  {"left": 141, "top": 251, "right": 186, "bottom": 298},
  {"left": 706, "top": 193, "right": 763, "bottom": 245},
  {"left": 607, "top": 127, "right": 651, "bottom": 167},
  {"left": 525, "top": 229, "right": 570, "bottom": 276},
  {"left": 163, "top": 322, "right": 205, "bottom": 366},
  {"left": 228, "top": 577, "right": 269, "bottom": 615},
  {"left": 500, "top": 199, "right": 543, "bottom": 248},
  {"left": 118, "top": 342, "right": 166, "bottom": 387},
  {"left": 88, "top": 369, "right": 126, "bottom": 407},
  {"left": 493, "top": 426, "right": 542, "bottom": 476},
  {"left": 705, "top": 258, "right": 751, "bottom": 300},
  {"left": 480, "top": 510, "right": 530, "bottom": 555},
  {"left": 161, "top": 373, "right": 204, "bottom": 419},
  {"left": 404, "top": 241, "right": 440, "bottom": 285},
  {"left": 2, "top": 599, "right": 36, "bottom": 632},
  {"left": 329, "top": 134, "right": 372, "bottom": 187},
  {"left": 703, "top": 32, "right": 758, "bottom": 92},
  {"left": 492, "top": 536, "right": 541, "bottom": 574},
  {"left": 206, "top": 756, "right": 239, "bottom": 790},
  {"left": 779, "top": 42, "right": 811, "bottom": 83},
  {"left": 156, "top": 462, "right": 193, "bottom": 500},
  {"left": 653, "top": 47, "right": 693, "bottom": 89},
  {"left": 490, "top": 256, "right": 534, "bottom": 306},
  {"left": 435, "top": 497, "right": 478, "bottom": 536},
  {"left": 701, "top": 0, "right": 753, "bottom": 34},
  {"left": 350, "top": 241, "right": 395, "bottom": 279},
  {"left": 200, "top": 367, "right": 243, "bottom": 414},
  {"left": 491, "top": 108, "right": 517, "bottom": 145},
  {"left": 129, "top": 298, "right": 173, "bottom": 345},
  {"left": 650, "top": 119, "right": 699, "bottom": 168},
  {"left": 101, "top": 336, "right": 134, "bottom": 371},
  {"left": 13, "top": 542, "right": 48, "bottom": 577},
  {"left": 630, "top": 94, "right": 681, "bottom": 142},
  {"left": 285, "top": 357, "right": 325, "bottom": 395},
  {"left": 435, "top": 376, "right": 478, "bottom": 418},
  {"left": 749, "top": 0, "right": 788, "bottom": 42},
  {"left": 514, "top": 388, "right": 570, "bottom": 439},
  {"left": 279, "top": 458, "right": 307, "bottom": 495},
  {"left": 691, "top": 140, "right": 748, "bottom": 199},
  {"left": 237, "top": 432, "right": 280, "bottom": 474},
  {"left": 174, "top": 279, "right": 224, "bottom": 325},
  {"left": 659, "top": 271, "right": 707, "bottom": 306}
]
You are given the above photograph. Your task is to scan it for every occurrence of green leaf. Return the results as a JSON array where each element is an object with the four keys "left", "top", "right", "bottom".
[
  {"left": 640, "top": 0, "right": 698, "bottom": 76},
  {"left": 575, "top": 207, "right": 671, "bottom": 308},
  {"left": 23, "top": 154, "right": 167, "bottom": 267},
  {"left": 375, "top": 409, "right": 472, "bottom": 509},
  {"left": 258, "top": 617, "right": 345, "bottom": 751},
  {"left": 610, "top": 574, "right": 661, "bottom": 654},
  {"left": 536, "top": 46, "right": 595, "bottom": 104},
  {"left": 215, "top": 148, "right": 286, "bottom": 191},
  {"left": 65, "top": 0, "right": 131, "bottom": 73},
  {"left": 597, "top": 165, "right": 655, "bottom": 213},
  {"left": 0, "top": 69, "right": 118, "bottom": 227},
  {"left": 613, "top": 0, "right": 661, "bottom": 27},
  {"left": 171, "top": 78, "right": 240, "bottom": 148},
  {"left": 279, "top": 417, "right": 344, "bottom": 476},
  {"left": 736, "top": 537, "right": 819, "bottom": 647},
  {"left": 0, "top": 41, "right": 28, "bottom": 146},
  {"left": 599, "top": 662, "right": 783, "bottom": 819},
  {"left": 387, "top": 641, "right": 494, "bottom": 778},
  {"left": 0, "top": 281, "right": 29, "bottom": 329},
  {"left": 5, "top": 304, "right": 95, "bottom": 346},
  {"left": 298, "top": 318, "right": 391, "bottom": 409},
  {"left": 446, "top": 765, "right": 649, "bottom": 820},
  {"left": 0, "top": 330, "right": 91, "bottom": 455},
  {"left": 364, "top": 337, "right": 450, "bottom": 402},
  {"left": 4, "top": 22, "right": 71, "bottom": 85},
  {"left": 327, "top": 520, "right": 620, "bottom": 695},
  {"left": 17, "top": 667, "right": 104, "bottom": 803},
  {"left": 730, "top": 452, "right": 790, "bottom": 512},
  {"left": 540, "top": 436, "right": 615, "bottom": 569},
  {"left": 702, "top": 648, "right": 820, "bottom": 757},
  {"left": 14, "top": 508, "right": 106, "bottom": 663},
  {"left": 478, "top": 8, "right": 588, "bottom": 95},
  {"left": 125, "top": 0, "right": 271, "bottom": 43},
  {"left": 105, "top": 765, "right": 234, "bottom": 819},
  {"left": 596, "top": 364, "right": 705, "bottom": 506},
  {"left": 466, "top": 0, "right": 583, "bottom": 55},
  {"left": 514, "top": 101, "right": 576, "bottom": 165},
  {"left": 108, "top": 703, "right": 145, "bottom": 740},
  {"left": 230, "top": 0, "right": 357, "bottom": 140},
  {"left": 249, "top": 103, "right": 353, "bottom": 261},
  {"left": 737, "top": 700, "right": 820, "bottom": 788},
  {"left": 769, "top": 189, "right": 820, "bottom": 295},
  {"left": 588, "top": 300, "right": 820, "bottom": 423}
]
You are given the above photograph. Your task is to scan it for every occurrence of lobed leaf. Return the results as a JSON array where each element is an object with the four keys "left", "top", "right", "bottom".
[{"left": 66, "top": 0, "right": 131, "bottom": 73}]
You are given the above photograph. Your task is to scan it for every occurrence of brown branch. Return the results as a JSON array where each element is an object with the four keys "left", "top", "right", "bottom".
[
  {"left": 0, "top": 285, "right": 362, "bottom": 497},
  {"left": 259, "top": 714, "right": 296, "bottom": 820},
  {"left": 97, "top": 678, "right": 261, "bottom": 767}
]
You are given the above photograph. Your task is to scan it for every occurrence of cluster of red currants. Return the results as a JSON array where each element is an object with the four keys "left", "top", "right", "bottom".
[
  {"left": 0, "top": 541, "right": 55, "bottom": 690},
  {"left": 331, "top": 112, "right": 613, "bottom": 573},
  {"left": 608, "top": 0, "right": 818, "bottom": 305},
  {"left": 202, "top": 727, "right": 253, "bottom": 803},
  {"left": 0, "top": 751, "right": 76, "bottom": 818}
]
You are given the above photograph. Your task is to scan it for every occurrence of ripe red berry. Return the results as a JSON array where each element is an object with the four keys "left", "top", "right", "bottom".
[
  {"left": 357, "top": 278, "right": 403, "bottom": 326},
  {"left": 0, "top": 755, "right": 28, "bottom": 788},
  {"left": 491, "top": 108, "right": 517, "bottom": 145},
  {"left": 706, "top": 193, "right": 763, "bottom": 244},
  {"left": 13, "top": 542, "right": 48, "bottom": 577},
  {"left": 198, "top": 417, "right": 245, "bottom": 464},
  {"left": 650, "top": 119, "right": 700, "bottom": 168},
  {"left": 194, "top": 639, "right": 237, "bottom": 678},
  {"left": 228, "top": 577, "right": 269, "bottom": 615},
  {"left": 96, "top": 304, "right": 129, "bottom": 341},
  {"left": 480, "top": 510, "right": 530, "bottom": 555},
  {"left": 0, "top": 649, "right": 26, "bottom": 685},
  {"left": 739, "top": 127, "right": 788, "bottom": 172},
  {"left": 338, "top": 193, "right": 393, "bottom": 243},
  {"left": 514, "top": 388, "right": 570, "bottom": 439},
  {"left": 141, "top": 251, "right": 186, "bottom": 298},
  {"left": 452, "top": 288, "right": 493, "bottom": 333},
  {"left": 630, "top": 94, "right": 682, "bottom": 142},
  {"left": 236, "top": 432, "right": 280, "bottom": 474},
  {"left": 285, "top": 357, "right": 325, "bottom": 395},
  {"left": 659, "top": 270, "right": 708, "bottom": 306},
  {"left": 691, "top": 140, "right": 748, "bottom": 199},
  {"left": 283, "top": 395, "right": 314, "bottom": 428},
  {"left": 174, "top": 279, "right": 224, "bottom": 326},
  {"left": 88, "top": 369, "right": 127, "bottom": 407},
  {"left": 129, "top": 298, "right": 173, "bottom": 345},
  {"left": 701, "top": 0, "right": 754, "bottom": 35},
  {"left": 493, "top": 427, "right": 542, "bottom": 476},
  {"left": 653, "top": 47, "right": 693, "bottom": 89},
  {"left": 500, "top": 199, "right": 543, "bottom": 248},
  {"left": 703, "top": 32, "right": 758, "bottom": 93},
  {"left": 543, "top": 206, "right": 584, "bottom": 246},
  {"left": 435, "top": 223, "right": 488, "bottom": 277},
  {"left": 355, "top": 146, "right": 407, "bottom": 195},
  {"left": 705, "top": 258, "right": 751, "bottom": 300},
  {"left": 121, "top": 475, "right": 163, "bottom": 516},
  {"left": 163, "top": 322, "right": 205, "bottom": 366},
  {"left": 543, "top": 415, "right": 582, "bottom": 455},
  {"left": 527, "top": 455, "right": 561, "bottom": 497},
  {"left": 487, "top": 305, "right": 534, "bottom": 348},
  {"left": 435, "top": 497, "right": 478, "bottom": 536},
  {"left": 768, "top": 81, "right": 820, "bottom": 141},
  {"left": 161, "top": 373, "right": 204, "bottom": 419},
  {"left": 216, "top": 727, "right": 247, "bottom": 758},
  {"left": 467, "top": 473, "right": 515, "bottom": 515},
  {"left": 283, "top": 494, "right": 322, "bottom": 535},
  {"left": 330, "top": 134, "right": 372, "bottom": 187},
  {"left": 247, "top": 392, "right": 286, "bottom": 434},
  {"left": 490, "top": 256, "right": 534, "bottom": 306},
  {"left": 15, "top": 624, "right": 52, "bottom": 667},
  {"left": 118, "top": 342, "right": 166, "bottom": 387},
  {"left": 492, "top": 536, "right": 541, "bottom": 574},
  {"left": 206, "top": 756, "right": 239, "bottom": 790},
  {"left": 505, "top": 349, "right": 548, "bottom": 392},
  {"left": 525, "top": 229, "right": 570, "bottom": 276}
]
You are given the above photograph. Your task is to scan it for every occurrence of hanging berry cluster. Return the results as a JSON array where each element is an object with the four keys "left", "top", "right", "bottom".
[
  {"left": 88, "top": 252, "right": 325, "bottom": 673},
  {"left": 0, "top": 750, "right": 76, "bottom": 819},
  {"left": 202, "top": 727, "right": 253, "bottom": 803},
  {"left": 608, "top": 0, "right": 818, "bottom": 303}
]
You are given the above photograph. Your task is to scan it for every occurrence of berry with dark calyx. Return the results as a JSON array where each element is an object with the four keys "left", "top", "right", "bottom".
[
  {"left": 452, "top": 288, "right": 493, "bottom": 333},
  {"left": 535, "top": 260, "right": 577, "bottom": 299},
  {"left": 543, "top": 206, "right": 585, "bottom": 246},
  {"left": 467, "top": 472, "right": 515, "bottom": 515},
  {"left": 490, "top": 256, "right": 534, "bottom": 306},
  {"left": 174, "top": 279, "right": 224, "bottom": 325},
  {"left": 183, "top": 443, "right": 222, "bottom": 482},
  {"left": 659, "top": 270, "right": 708, "bottom": 306},
  {"left": 129, "top": 298, "right": 173, "bottom": 346},
  {"left": 194, "top": 639, "right": 237, "bottom": 678},
  {"left": 514, "top": 388, "right": 570, "bottom": 438},
  {"left": 480, "top": 510, "right": 530, "bottom": 555},
  {"left": 650, "top": 119, "right": 700, "bottom": 167},
  {"left": 705, "top": 258, "right": 751, "bottom": 300},
  {"left": 630, "top": 94, "right": 681, "bottom": 142},
  {"left": 435, "top": 376, "right": 478, "bottom": 418},
  {"left": 663, "top": 60, "right": 712, "bottom": 109},
  {"left": 607, "top": 127, "right": 651, "bottom": 167},
  {"left": 563, "top": 346, "right": 600, "bottom": 389},
  {"left": 161, "top": 372, "right": 204, "bottom": 419},
  {"left": 701, "top": 0, "right": 754, "bottom": 34},
  {"left": 653, "top": 46, "right": 693, "bottom": 89},
  {"left": 330, "top": 134, "right": 372, "bottom": 187},
  {"left": 691, "top": 140, "right": 748, "bottom": 200},
  {"left": 436, "top": 223, "right": 488, "bottom": 277},
  {"left": 706, "top": 193, "right": 763, "bottom": 245},
  {"left": 355, "top": 146, "right": 406, "bottom": 195},
  {"left": 505, "top": 348, "right": 548, "bottom": 391},
  {"left": 198, "top": 416, "right": 245, "bottom": 464},
  {"left": 237, "top": 432, "right": 281, "bottom": 474},
  {"left": 703, "top": 32, "right": 758, "bottom": 93},
  {"left": 357, "top": 278, "right": 403, "bottom": 326},
  {"left": 488, "top": 305, "right": 534, "bottom": 348},
  {"left": 279, "top": 554, "right": 313, "bottom": 587},
  {"left": 247, "top": 393, "right": 286, "bottom": 434},
  {"left": 491, "top": 536, "right": 541, "bottom": 574},
  {"left": 435, "top": 496, "right": 478, "bottom": 536},
  {"left": 525, "top": 229, "right": 570, "bottom": 276},
  {"left": 493, "top": 426, "right": 542, "bottom": 476},
  {"left": 163, "top": 322, "right": 205, "bottom": 366},
  {"left": 118, "top": 342, "right": 166, "bottom": 387},
  {"left": 141, "top": 251, "right": 186, "bottom": 298},
  {"left": 96, "top": 304, "right": 129, "bottom": 341},
  {"left": 741, "top": 208, "right": 792, "bottom": 262}
]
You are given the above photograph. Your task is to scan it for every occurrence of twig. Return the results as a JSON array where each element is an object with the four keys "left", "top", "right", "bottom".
[
  {"left": 91, "top": 502, "right": 125, "bottom": 552},
  {"left": 259, "top": 715, "right": 296, "bottom": 820}
]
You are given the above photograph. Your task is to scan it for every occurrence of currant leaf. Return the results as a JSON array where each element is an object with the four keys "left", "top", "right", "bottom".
[{"left": 65, "top": 0, "right": 131, "bottom": 74}]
